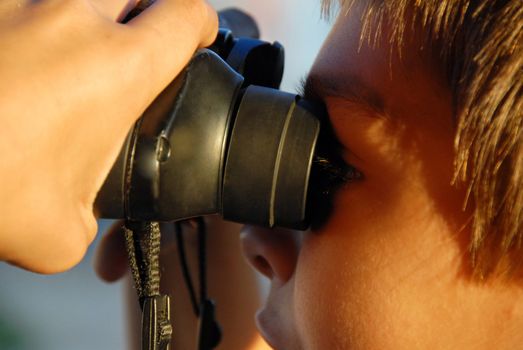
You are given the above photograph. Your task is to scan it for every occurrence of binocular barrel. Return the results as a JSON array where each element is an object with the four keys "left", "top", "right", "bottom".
[{"left": 95, "top": 11, "right": 322, "bottom": 230}]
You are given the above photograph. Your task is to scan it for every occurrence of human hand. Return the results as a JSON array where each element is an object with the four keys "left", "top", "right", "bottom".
[{"left": 0, "top": 0, "right": 217, "bottom": 273}]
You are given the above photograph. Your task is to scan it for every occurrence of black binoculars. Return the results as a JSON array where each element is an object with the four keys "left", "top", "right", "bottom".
[{"left": 95, "top": 9, "right": 326, "bottom": 230}]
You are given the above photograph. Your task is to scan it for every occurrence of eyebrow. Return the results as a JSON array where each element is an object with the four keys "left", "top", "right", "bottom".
[{"left": 299, "top": 73, "right": 385, "bottom": 114}]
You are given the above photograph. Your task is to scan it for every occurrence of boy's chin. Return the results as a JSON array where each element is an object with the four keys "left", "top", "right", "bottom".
[
  {"left": 6, "top": 238, "right": 89, "bottom": 274},
  {"left": 256, "top": 303, "right": 301, "bottom": 350}
]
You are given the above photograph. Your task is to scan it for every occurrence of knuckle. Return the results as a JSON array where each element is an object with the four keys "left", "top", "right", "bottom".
[
  {"left": 202, "top": 2, "right": 219, "bottom": 35},
  {"left": 187, "top": 0, "right": 212, "bottom": 26},
  {"left": 185, "top": 0, "right": 218, "bottom": 46}
]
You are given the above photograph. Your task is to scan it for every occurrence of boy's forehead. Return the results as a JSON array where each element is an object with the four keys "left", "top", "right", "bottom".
[
  {"left": 310, "top": 8, "right": 454, "bottom": 140},
  {"left": 303, "top": 70, "right": 385, "bottom": 115},
  {"left": 310, "top": 14, "right": 391, "bottom": 108},
  {"left": 311, "top": 10, "right": 448, "bottom": 105}
]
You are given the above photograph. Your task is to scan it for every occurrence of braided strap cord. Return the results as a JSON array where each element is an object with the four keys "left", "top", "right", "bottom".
[
  {"left": 124, "top": 221, "right": 171, "bottom": 350},
  {"left": 124, "top": 221, "right": 161, "bottom": 304}
]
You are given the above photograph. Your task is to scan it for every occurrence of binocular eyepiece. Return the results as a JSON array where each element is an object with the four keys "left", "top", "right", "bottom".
[{"left": 95, "top": 11, "right": 324, "bottom": 230}]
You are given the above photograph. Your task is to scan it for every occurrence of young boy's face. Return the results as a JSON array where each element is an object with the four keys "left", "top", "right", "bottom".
[{"left": 241, "top": 6, "right": 517, "bottom": 350}]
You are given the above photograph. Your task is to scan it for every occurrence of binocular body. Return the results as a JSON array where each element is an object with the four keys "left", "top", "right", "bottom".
[{"left": 95, "top": 25, "right": 322, "bottom": 230}]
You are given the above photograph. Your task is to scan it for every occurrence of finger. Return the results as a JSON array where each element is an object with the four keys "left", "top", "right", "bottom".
[
  {"left": 128, "top": 0, "right": 217, "bottom": 46},
  {"left": 89, "top": 0, "right": 139, "bottom": 21},
  {"left": 94, "top": 220, "right": 129, "bottom": 282},
  {"left": 125, "top": 0, "right": 218, "bottom": 89}
]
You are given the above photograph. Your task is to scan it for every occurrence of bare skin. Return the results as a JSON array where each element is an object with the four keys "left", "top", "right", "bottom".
[{"left": 0, "top": 0, "right": 217, "bottom": 273}]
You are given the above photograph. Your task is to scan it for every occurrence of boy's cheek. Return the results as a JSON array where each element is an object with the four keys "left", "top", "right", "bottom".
[
  {"left": 296, "top": 180, "right": 467, "bottom": 348},
  {"left": 330, "top": 106, "right": 465, "bottom": 225}
]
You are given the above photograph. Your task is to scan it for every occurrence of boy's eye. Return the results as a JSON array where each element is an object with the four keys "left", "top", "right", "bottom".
[
  {"left": 298, "top": 76, "right": 364, "bottom": 229},
  {"left": 307, "top": 151, "right": 363, "bottom": 230},
  {"left": 313, "top": 156, "right": 362, "bottom": 188},
  {"left": 307, "top": 111, "right": 363, "bottom": 230}
]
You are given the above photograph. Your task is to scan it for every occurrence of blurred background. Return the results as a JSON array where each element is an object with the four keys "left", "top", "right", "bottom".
[{"left": 0, "top": 1, "right": 332, "bottom": 349}]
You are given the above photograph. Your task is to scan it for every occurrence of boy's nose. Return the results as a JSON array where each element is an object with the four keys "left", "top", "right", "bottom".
[{"left": 240, "top": 225, "right": 301, "bottom": 284}]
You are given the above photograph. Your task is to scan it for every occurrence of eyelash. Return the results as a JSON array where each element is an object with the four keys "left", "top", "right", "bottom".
[
  {"left": 312, "top": 155, "right": 362, "bottom": 192},
  {"left": 308, "top": 149, "right": 363, "bottom": 229},
  {"left": 306, "top": 101, "right": 363, "bottom": 229}
]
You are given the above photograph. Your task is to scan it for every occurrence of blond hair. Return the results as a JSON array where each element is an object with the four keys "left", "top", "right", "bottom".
[{"left": 322, "top": 0, "right": 523, "bottom": 276}]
